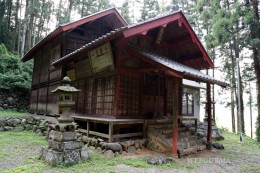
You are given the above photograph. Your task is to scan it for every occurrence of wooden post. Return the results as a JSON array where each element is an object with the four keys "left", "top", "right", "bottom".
[
  {"left": 206, "top": 83, "right": 212, "bottom": 150},
  {"left": 172, "top": 78, "right": 180, "bottom": 155},
  {"left": 87, "top": 121, "right": 89, "bottom": 137},
  {"left": 109, "top": 122, "right": 114, "bottom": 143}
]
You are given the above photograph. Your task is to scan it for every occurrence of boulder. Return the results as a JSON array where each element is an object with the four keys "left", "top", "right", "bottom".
[
  {"left": 101, "top": 143, "right": 122, "bottom": 152},
  {"left": 6, "top": 118, "right": 21, "bottom": 126}
]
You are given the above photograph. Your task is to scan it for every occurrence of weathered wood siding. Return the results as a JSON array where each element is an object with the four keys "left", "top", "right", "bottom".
[{"left": 29, "top": 43, "right": 61, "bottom": 115}]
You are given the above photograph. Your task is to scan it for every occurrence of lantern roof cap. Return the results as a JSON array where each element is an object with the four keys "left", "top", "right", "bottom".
[{"left": 51, "top": 76, "right": 81, "bottom": 93}]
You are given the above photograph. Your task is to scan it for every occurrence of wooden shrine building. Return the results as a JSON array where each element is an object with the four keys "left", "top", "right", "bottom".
[{"left": 22, "top": 8, "right": 226, "bottom": 155}]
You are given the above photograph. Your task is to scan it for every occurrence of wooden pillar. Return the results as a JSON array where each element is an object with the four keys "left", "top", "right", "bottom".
[
  {"left": 206, "top": 83, "right": 212, "bottom": 149},
  {"left": 109, "top": 122, "right": 114, "bottom": 143},
  {"left": 172, "top": 78, "right": 180, "bottom": 155}
]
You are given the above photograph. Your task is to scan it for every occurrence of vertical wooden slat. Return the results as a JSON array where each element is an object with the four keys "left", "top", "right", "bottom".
[{"left": 207, "top": 83, "right": 212, "bottom": 149}]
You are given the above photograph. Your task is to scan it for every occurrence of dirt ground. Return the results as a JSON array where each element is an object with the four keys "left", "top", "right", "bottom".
[{"left": 0, "top": 131, "right": 259, "bottom": 173}]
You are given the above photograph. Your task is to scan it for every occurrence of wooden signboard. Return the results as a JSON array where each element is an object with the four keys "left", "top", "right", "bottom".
[{"left": 89, "top": 42, "right": 114, "bottom": 73}]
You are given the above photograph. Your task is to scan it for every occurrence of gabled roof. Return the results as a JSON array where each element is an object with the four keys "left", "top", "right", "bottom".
[
  {"left": 138, "top": 49, "right": 226, "bottom": 87},
  {"left": 52, "top": 27, "right": 127, "bottom": 66},
  {"left": 21, "top": 8, "right": 127, "bottom": 62},
  {"left": 123, "top": 10, "right": 214, "bottom": 69}
]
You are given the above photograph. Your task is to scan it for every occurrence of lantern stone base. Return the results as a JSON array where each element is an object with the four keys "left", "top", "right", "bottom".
[
  {"left": 40, "top": 129, "right": 89, "bottom": 166},
  {"left": 40, "top": 147, "right": 89, "bottom": 166}
]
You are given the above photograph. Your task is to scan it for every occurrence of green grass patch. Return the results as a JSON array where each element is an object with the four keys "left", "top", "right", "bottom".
[
  {"left": 220, "top": 131, "right": 260, "bottom": 151},
  {"left": 0, "top": 131, "right": 47, "bottom": 159},
  {"left": 0, "top": 109, "right": 29, "bottom": 118}
]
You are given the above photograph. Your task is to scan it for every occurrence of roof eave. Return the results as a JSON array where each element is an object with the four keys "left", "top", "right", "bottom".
[{"left": 21, "top": 8, "right": 127, "bottom": 62}]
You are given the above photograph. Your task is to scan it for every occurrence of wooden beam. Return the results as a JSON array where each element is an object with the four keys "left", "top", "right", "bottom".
[
  {"left": 123, "top": 13, "right": 181, "bottom": 38},
  {"left": 206, "top": 83, "right": 212, "bottom": 149},
  {"left": 126, "top": 47, "right": 183, "bottom": 78},
  {"left": 113, "top": 132, "right": 143, "bottom": 139},
  {"left": 180, "top": 14, "right": 214, "bottom": 68}
]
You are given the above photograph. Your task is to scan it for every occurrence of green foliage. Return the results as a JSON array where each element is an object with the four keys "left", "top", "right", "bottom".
[
  {"left": 0, "top": 43, "right": 32, "bottom": 91},
  {"left": 141, "top": 0, "right": 160, "bottom": 21},
  {"left": 0, "top": 20, "right": 12, "bottom": 50}
]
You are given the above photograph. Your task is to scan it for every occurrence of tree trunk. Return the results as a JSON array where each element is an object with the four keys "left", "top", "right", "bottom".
[
  {"left": 245, "top": 0, "right": 260, "bottom": 141},
  {"left": 21, "top": 0, "right": 29, "bottom": 57},
  {"left": 13, "top": 0, "right": 19, "bottom": 52}
]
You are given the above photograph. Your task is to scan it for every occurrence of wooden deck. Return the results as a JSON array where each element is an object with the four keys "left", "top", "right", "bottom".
[{"left": 72, "top": 115, "right": 146, "bottom": 142}]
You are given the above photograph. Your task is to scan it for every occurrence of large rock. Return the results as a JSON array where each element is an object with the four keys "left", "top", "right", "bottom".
[
  {"left": 101, "top": 143, "right": 122, "bottom": 152},
  {"left": 6, "top": 118, "right": 21, "bottom": 126},
  {"left": 7, "top": 97, "right": 16, "bottom": 106}
]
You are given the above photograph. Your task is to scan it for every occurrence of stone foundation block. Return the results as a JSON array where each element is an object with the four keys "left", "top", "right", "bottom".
[
  {"left": 64, "top": 149, "right": 81, "bottom": 165},
  {"left": 48, "top": 140, "right": 83, "bottom": 151},
  {"left": 49, "top": 131, "right": 77, "bottom": 142},
  {"left": 41, "top": 147, "right": 63, "bottom": 166}
]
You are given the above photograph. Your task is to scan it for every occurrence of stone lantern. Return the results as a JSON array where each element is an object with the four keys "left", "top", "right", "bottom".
[
  {"left": 40, "top": 76, "right": 89, "bottom": 166},
  {"left": 51, "top": 76, "right": 80, "bottom": 132}
]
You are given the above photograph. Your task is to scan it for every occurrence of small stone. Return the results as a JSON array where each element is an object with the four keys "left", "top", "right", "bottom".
[
  {"left": 103, "top": 150, "right": 114, "bottom": 157},
  {"left": 14, "top": 126, "right": 24, "bottom": 131},
  {"left": 125, "top": 140, "right": 135, "bottom": 147},
  {"left": 134, "top": 140, "right": 140, "bottom": 149},
  {"left": 36, "top": 129, "right": 42, "bottom": 134},
  {"left": 0, "top": 126, "right": 5, "bottom": 131},
  {"left": 119, "top": 142, "right": 127, "bottom": 151},
  {"left": 88, "top": 146, "right": 95, "bottom": 150},
  {"left": 212, "top": 143, "right": 224, "bottom": 150},
  {"left": 146, "top": 156, "right": 168, "bottom": 165},
  {"left": 81, "top": 135, "right": 89, "bottom": 143},
  {"left": 127, "top": 146, "right": 136, "bottom": 153},
  {"left": 96, "top": 147, "right": 102, "bottom": 152},
  {"left": 4, "top": 126, "right": 14, "bottom": 131},
  {"left": 91, "top": 138, "right": 98, "bottom": 147},
  {"left": 81, "top": 148, "right": 89, "bottom": 161},
  {"left": 114, "top": 152, "right": 120, "bottom": 157},
  {"left": 121, "top": 151, "right": 127, "bottom": 156},
  {"left": 0, "top": 118, "right": 6, "bottom": 126},
  {"left": 21, "top": 119, "right": 26, "bottom": 124}
]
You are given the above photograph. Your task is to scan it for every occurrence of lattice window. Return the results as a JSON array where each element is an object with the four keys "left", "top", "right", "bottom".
[
  {"left": 143, "top": 72, "right": 165, "bottom": 96},
  {"left": 119, "top": 74, "right": 141, "bottom": 116}
]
